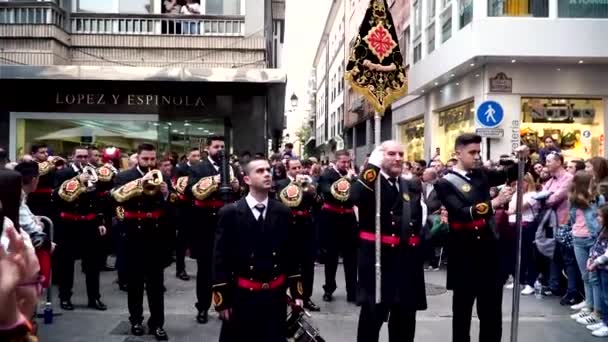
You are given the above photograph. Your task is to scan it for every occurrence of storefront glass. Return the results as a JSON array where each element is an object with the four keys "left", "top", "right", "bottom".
[
  {"left": 520, "top": 98, "right": 605, "bottom": 160},
  {"left": 433, "top": 101, "right": 475, "bottom": 161},
  {"left": 398, "top": 117, "right": 425, "bottom": 161},
  {"left": 558, "top": 0, "right": 608, "bottom": 18},
  {"left": 13, "top": 114, "right": 225, "bottom": 161}
]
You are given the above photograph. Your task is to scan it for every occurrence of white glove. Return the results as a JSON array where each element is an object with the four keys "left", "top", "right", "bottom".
[{"left": 368, "top": 146, "right": 383, "bottom": 167}]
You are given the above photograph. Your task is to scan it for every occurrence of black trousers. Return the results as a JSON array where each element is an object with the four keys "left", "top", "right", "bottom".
[
  {"left": 125, "top": 231, "right": 165, "bottom": 328},
  {"left": 57, "top": 228, "right": 102, "bottom": 302},
  {"left": 321, "top": 210, "right": 358, "bottom": 297},
  {"left": 175, "top": 225, "right": 189, "bottom": 274},
  {"left": 294, "top": 217, "right": 316, "bottom": 300},
  {"left": 452, "top": 287, "right": 503, "bottom": 342},
  {"left": 357, "top": 302, "right": 416, "bottom": 342}
]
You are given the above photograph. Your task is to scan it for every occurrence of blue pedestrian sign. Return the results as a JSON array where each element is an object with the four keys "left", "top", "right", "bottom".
[{"left": 476, "top": 101, "right": 504, "bottom": 128}]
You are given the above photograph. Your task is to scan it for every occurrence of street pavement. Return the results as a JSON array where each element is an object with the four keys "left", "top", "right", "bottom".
[{"left": 38, "top": 259, "right": 598, "bottom": 342}]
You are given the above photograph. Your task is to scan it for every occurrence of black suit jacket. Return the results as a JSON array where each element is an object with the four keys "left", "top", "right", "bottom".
[
  {"left": 211, "top": 197, "right": 303, "bottom": 311},
  {"left": 0, "top": 169, "right": 22, "bottom": 231}
]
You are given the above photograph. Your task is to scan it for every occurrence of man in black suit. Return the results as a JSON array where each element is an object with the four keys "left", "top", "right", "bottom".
[
  {"left": 112, "top": 143, "right": 172, "bottom": 341},
  {"left": 318, "top": 149, "right": 358, "bottom": 302},
  {"left": 434, "top": 133, "right": 526, "bottom": 342},
  {"left": 27, "top": 143, "right": 55, "bottom": 218},
  {"left": 212, "top": 158, "right": 304, "bottom": 342},
  {"left": 275, "top": 158, "right": 320, "bottom": 312},
  {"left": 186, "top": 136, "right": 239, "bottom": 324},
  {"left": 175, "top": 147, "right": 200, "bottom": 178},
  {"left": 351, "top": 141, "right": 427, "bottom": 342},
  {"left": 0, "top": 153, "right": 22, "bottom": 229},
  {"left": 53, "top": 147, "right": 108, "bottom": 311}
]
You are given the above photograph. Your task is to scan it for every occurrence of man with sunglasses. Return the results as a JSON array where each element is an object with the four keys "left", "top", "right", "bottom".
[
  {"left": 52, "top": 146, "right": 108, "bottom": 312},
  {"left": 112, "top": 143, "right": 172, "bottom": 341}
]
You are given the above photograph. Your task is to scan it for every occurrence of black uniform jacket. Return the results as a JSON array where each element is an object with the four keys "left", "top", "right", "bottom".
[
  {"left": 211, "top": 197, "right": 303, "bottom": 312},
  {"left": 351, "top": 164, "right": 427, "bottom": 310},
  {"left": 27, "top": 161, "right": 55, "bottom": 216},
  {"left": 434, "top": 166, "right": 515, "bottom": 290},
  {"left": 318, "top": 167, "right": 355, "bottom": 209},
  {"left": 111, "top": 167, "right": 173, "bottom": 266},
  {"left": 53, "top": 165, "right": 105, "bottom": 228}
]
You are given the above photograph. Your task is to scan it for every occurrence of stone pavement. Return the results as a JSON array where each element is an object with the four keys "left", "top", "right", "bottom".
[{"left": 38, "top": 260, "right": 597, "bottom": 341}]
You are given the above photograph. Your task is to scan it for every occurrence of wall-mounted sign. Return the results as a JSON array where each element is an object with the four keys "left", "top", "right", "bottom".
[
  {"left": 476, "top": 128, "right": 504, "bottom": 139},
  {"left": 489, "top": 72, "right": 513, "bottom": 93}
]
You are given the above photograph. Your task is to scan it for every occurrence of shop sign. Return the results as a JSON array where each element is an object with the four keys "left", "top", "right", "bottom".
[
  {"left": 476, "top": 128, "right": 504, "bottom": 138},
  {"left": 510, "top": 120, "right": 520, "bottom": 150},
  {"left": 489, "top": 72, "right": 512, "bottom": 93},
  {"left": 55, "top": 92, "right": 206, "bottom": 108}
]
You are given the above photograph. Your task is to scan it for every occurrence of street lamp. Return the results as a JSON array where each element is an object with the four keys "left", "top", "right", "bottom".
[{"left": 290, "top": 93, "right": 299, "bottom": 108}]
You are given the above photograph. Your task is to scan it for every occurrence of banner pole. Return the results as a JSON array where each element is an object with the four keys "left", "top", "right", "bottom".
[
  {"left": 374, "top": 112, "right": 382, "bottom": 304},
  {"left": 510, "top": 155, "right": 526, "bottom": 342}
]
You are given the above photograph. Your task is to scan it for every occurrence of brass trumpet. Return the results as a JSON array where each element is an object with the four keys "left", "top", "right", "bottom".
[
  {"left": 143, "top": 169, "right": 163, "bottom": 196},
  {"left": 295, "top": 174, "right": 314, "bottom": 188},
  {"left": 82, "top": 165, "right": 98, "bottom": 191}
]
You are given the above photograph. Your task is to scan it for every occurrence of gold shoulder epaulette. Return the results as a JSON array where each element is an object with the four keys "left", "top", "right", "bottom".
[
  {"left": 330, "top": 177, "right": 351, "bottom": 202},
  {"left": 279, "top": 182, "right": 302, "bottom": 208},
  {"left": 58, "top": 177, "right": 85, "bottom": 203},
  {"left": 192, "top": 176, "right": 218, "bottom": 200},
  {"left": 38, "top": 161, "right": 53, "bottom": 176},
  {"left": 96, "top": 166, "right": 114, "bottom": 182},
  {"left": 112, "top": 179, "right": 144, "bottom": 203},
  {"left": 175, "top": 176, "right": 189, "bottom": 195}
]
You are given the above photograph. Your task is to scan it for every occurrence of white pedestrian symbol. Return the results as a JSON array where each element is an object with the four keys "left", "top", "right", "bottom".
[{"left": 484, "top": 105, "right": 497, "bottom": 124}]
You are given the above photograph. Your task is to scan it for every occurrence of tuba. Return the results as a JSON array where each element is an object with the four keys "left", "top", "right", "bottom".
[
  {"left": 82, "top": 165, "right": 98, "bottom": 191},
  {"left": 143, "top": 169, "right": 163, "bottom": 196}
]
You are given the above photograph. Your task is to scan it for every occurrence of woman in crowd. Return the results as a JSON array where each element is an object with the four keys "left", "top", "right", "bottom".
[
  {"left": 587, "top": 156, "right": 608, "bottom": 199},
  {"left": 587, "top": 205, "right": 608, "bottom": 337},
  {"left": 570, "top": 171, "right": 604, "bottom": 326}
]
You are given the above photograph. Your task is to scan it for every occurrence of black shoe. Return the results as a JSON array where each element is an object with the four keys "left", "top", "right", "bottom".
[
  {"left": 196, "top": 311, "right": 208, "bottom": 324},
  {"left": 131, "top": 323, "right": 144, "bottom": 336},
  {"left": 322, "top": 293, "right": 333, "bottom": 302},
  {"left": 87, "top": 299, "right": 107, "bottom": 311},
  {"left": 176, "top": 271, "right": 190, "bottom": 281},
  {"left": 101, "top": 264, "right": 115, "bottom": 272},
  {"left": 60, "top": 300, "right": 74, "bottom": 311},
  {"left": 151, "top": 327, "right": 169, "bottom": 341},
  {"left": 304, "top": 299, "right": 320, "bottom": 312},
  {"left": 118, "top": 282, "right": 128, "bottom": 292}
]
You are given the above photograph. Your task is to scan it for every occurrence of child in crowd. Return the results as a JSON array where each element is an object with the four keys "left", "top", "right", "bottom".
[{"left": 588, "top": 205, "right": 608, "bottom": 337}]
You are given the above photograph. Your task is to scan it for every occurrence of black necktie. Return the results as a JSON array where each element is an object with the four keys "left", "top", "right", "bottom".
[
  {"left": 255, "top": 203, "right": 266, "bottom": 225},
  {"left": 388, "top": 177, "right": 398, "bottom": 192}
]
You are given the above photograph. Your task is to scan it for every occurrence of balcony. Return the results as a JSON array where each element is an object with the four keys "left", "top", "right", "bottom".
[
  {"left": 0, "top": 1, "right": 66, "bottom": 27},
  {"left": 70, "top": 13, "right": 245, "bottom": 37}
]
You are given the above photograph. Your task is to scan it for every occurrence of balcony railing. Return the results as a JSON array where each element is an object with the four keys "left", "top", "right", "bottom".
[
  {"left": 0, "top": 2, "right": 65, "bottom": 27},
  {"left": 70, "top": 13, "right": 245, "bottom": 36}
]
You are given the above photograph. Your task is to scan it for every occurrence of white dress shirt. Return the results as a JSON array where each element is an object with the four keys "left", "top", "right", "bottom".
[
  {"left": 208, "top": 156, "right": 219, "bottom": 172},
  {"left": 451, "top": 166, "right": 471, "bottom": 180},
  {"left": 380, "top": 170, "right": 400, "bottom": 191},
  {"left": 245, "top": 193, "right": 269, "bottom": 220}
]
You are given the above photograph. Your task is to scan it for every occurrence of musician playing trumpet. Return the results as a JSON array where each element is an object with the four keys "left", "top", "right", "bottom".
[
  {"left": 275, "top": 158, "right": 321, "bottom": 312},
  {"left": 111, "top": 143, "right": 172, "bottom": 341},
  {"left": 52, "top": 146, "right": 108, "bottom": 312}
]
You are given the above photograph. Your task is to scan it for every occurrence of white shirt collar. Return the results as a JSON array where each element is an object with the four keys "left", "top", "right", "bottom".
[
  {"left": 187, "top": 161, "right": 192, "bottom": 167},
  {"left": 208, "top": 156, "right": 219, "bottom": 171},
  {"left": 245, "top": 193, "right": 269, "bottom": 219},
  {"left": 380, "top": 170, "right": 400, "bottom": 190},
  {"left": 136, "top": 165, "right": 146, "bottom": 176},
  {"left": 451, "top": 167, "right": 470, "bottom": 180},
  {"left": 288, "top": 175, "right": 295, "bottom": 182}
]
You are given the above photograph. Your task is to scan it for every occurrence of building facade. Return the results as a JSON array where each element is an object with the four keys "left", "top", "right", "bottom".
[
  {"left": 397, "top": 0, "right": 608, "bottom": 162},
  {"left": 0, "top": 0, "right": 287, "bottom": 159}
]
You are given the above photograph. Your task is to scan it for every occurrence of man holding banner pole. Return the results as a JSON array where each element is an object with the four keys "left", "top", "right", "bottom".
[{"left": 434, "top": 133, "right": 528, "bottom": 342}]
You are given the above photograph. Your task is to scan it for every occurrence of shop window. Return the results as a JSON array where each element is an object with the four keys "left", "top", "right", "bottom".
[
  {"left": 433, "top": 101, "right": 475, "bottom": 160},
  {"left": 459, "top": 0, "right": 473, "bottom": 28},
  {"left": 521, "top": 98, "right": 605, "bottom": 160},
  {"left": 13, "top": 116, "right": 224, "bottom": 162},
  {"left": 559, "top": 0, "right": 608, "bottom": 18},
  {"left": 399, "top": 117, "right": 425, "bottom": 161},
  {"left": 488, "top": 0, "right": 549, "bottom": 17}
]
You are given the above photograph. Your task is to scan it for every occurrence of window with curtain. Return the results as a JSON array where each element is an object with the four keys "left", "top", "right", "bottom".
[
  {"left": 488, "top": 0, "right": 548, "bottom": 17},
  {"left": 459, "top": 0, "right": 473, "bottom": 28},
  {"left": 206, "top": 0, "right": 241, "bottom": 15},
  {"left": 559, "top": 0, "right": 608, "bottom": 18}
]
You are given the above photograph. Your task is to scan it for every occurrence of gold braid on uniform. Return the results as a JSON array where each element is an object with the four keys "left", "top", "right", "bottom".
[
  {"left": 192, "top": 176, "right": 218, "bottom": 200},
  {"left": 96, "top": 166, "right": 114, "bottom": 182},
  {"left": 279, "top": 181, "right": 303, "bottom": 208},
  {"left": 58, "top": 177, "right": 86, "bottom": 203},
  {"left": 288, "top": 274, "right": 305, "bottom": 299},
  {"left": 330, "top": 177, "right": 352, "bottom": 202},
  {"left": 111, "top": 179, "right": 144, "bottom": 203},
  {"left": 37, "top": 161, "right": 53, "bottom": 176}
]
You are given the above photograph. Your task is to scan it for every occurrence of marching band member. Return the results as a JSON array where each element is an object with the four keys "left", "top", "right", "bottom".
[
  {"left": 112, "top": 143, "right": 172, "bottom": 341},
  {"left": 186, "top": 137, "right": 239, "bottom": 324},
  {"left": 318, "top": 150, "right": 358, "bottom": 303},
  {"left": 276, "top": 158, "right": 320, "bottom": 312},
  {"left": 212, "top": 158, "right": 304, "bottom": 342},
  {"left": 27, "top": 144, "right": 56, "bottom": 218},
  {"left": 53, "top": 146, "right": 107, "bottom": 311},
  {"left": 351, "top": 141, "right": 427, "bottom": 342}
]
